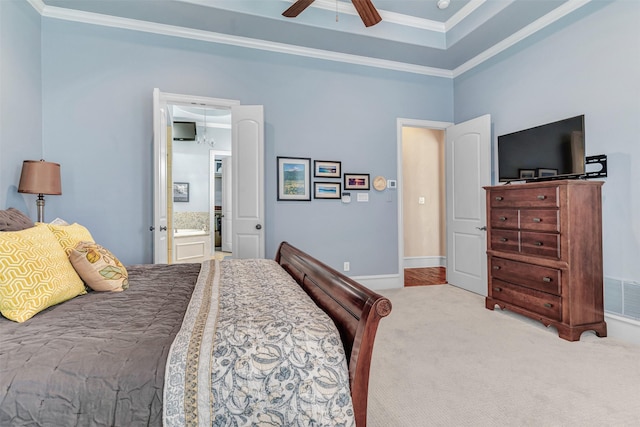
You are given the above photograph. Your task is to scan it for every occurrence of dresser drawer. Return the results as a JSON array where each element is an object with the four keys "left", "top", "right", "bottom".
[
  {"left": 521, "top": 231, "right": 560, "bottom": 258},
  {"left": 490, "top": 209, "right": 519, "bottom": 229},
  {"left": 490, "top": 230, "right": 519, "bottom": 253},
  {"left": 489, "top": 257, "right": 561, "bottom": 295},
  {"left": 489, "top": 186, "right": 559, "bottom": 208},
  {"left": 520, "top": 209, "right": 559, "bottom": 232},
  {"left": 491, "top": 279, "right": 561, "bottom": 321}
]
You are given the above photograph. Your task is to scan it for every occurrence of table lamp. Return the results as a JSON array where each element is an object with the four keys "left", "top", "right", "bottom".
[{"left": 18, "top": 160, "right": 62, "bottom": 223}]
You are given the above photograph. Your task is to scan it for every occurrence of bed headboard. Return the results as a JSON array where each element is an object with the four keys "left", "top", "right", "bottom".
[{"left": 275, "top": 241, "right": 392, "bottom": 427}]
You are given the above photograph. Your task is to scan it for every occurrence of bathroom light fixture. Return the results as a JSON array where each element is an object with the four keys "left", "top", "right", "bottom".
[
  {"left": 197, "top": 108, "right": 216, "bottom": 147},
  {"left": 437, "top": 0, "right": 450, "bottom": 10},
  {"left": 18, "top": 159, "right": 62, "bottom": 222}
]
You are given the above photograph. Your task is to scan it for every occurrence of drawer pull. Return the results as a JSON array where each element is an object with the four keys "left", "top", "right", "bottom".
[
  {"left": 500, "top": 238, "right": 508, "bottom": 242},
  {"left": 493, "top": 266, "right": 501, "bottom": 270},
  {"left": 499, "top": 216, "right": 507, "bottom": 221},
  {"left": 534, "top": 241, "right": 543, "bottom": 246},
  {"left": 537, "top": 195, "right": 546, "bottom": 200},
  {"left": 543, "top": 303, "right": 553, "bottom": 309},
  {"left": 532, "top": 218, "right": 542, "bottom": 223},
  {"left": 495, "top": 196, "right": 504, "bottom": 201},
  {"left": 493, "top": 287, "right": 502, "bottom": 292},
  {"left": 542, "top": 277, "right": 552, "bottom": 283}
]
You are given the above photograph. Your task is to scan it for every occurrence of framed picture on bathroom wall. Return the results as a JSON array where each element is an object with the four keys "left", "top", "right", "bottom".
[{"left": 173, "top": 182, "right": 189, "bottom": 203}]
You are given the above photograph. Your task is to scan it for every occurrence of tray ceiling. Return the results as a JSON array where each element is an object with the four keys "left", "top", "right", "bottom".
[{"left": 38, "top": 0, "right": 593, "bottom": 76}]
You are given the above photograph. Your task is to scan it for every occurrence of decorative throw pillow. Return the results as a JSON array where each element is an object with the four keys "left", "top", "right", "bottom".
[
  {"left": 47, "top": 223, "right": 95, "bottom": 254},
  {"left": 0, "top": 208, "right": 34, "bottom": 231},
  {"left": 0, "top": 224, "right": 86, "bottom": 322},
  {"left": 69, "top": 242, "right": 129, "bottom": 292}
]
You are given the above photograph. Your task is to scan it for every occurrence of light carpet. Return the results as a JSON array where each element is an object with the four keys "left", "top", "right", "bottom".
[{"left": 367, "top": 285, "right": 640, "bottom": 426}]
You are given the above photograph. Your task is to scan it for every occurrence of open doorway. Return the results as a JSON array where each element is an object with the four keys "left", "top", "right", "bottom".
[
  {"left": 400, "top": 126, "right": 447, "bottom": 286},
  {"left": 396, "top": 115, "right": 491, "bottom": 294},
  {"left": 171, "top": 105, "right": 231, "bottom": 263},
  {"left": 153, "top": 89, "right": 266, "bottom": 263},
  {"left": 210, "top": 150, "right": 232, "bottom": 260}
]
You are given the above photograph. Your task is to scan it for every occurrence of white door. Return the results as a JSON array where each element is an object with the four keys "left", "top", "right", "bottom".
[
  {"left": 221, "top": 156, "right": 233, "bottom": 252},
  {"left": 152, "top": 88, "right": 169, "bottom": 263},
  {"left": 231, "top": 105, "right": 265, "bottom": 259},
  {"left": 152, "top": 89, "right": 240, "bottom": 264},
  {"left": 446, "top": 114, "right": 491, "bottom": 295}
]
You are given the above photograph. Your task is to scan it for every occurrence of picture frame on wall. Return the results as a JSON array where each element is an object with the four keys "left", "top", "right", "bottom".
[
  {"left": 173, "top": 182, "right": 189, "bottom": 202},
  {"left": 314, "top": 182, "right": 341, "bottom": 199},
  {"left": 519, "top": 169, "right": 535, "bottom": 179},
  {"left": 314, "top": 160, "right": 341, "bottom": 178},
  {"left": 343, "top": 173, "right": 370, "bottom": 190},
  {"left": 277, "top": 156, "right": 311, "bottom": 201}
]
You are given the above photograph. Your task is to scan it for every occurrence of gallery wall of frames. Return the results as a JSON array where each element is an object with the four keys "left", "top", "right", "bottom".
[{"left": 277, "top": 157, "right": 382, "bottom": 202}]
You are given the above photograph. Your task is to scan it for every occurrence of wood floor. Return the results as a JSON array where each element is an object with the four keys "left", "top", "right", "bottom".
[{"left": 404, "top": 267, "right": 447, "bottom": 287}]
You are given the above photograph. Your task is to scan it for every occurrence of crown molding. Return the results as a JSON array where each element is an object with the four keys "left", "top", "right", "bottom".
[
  {"left": 453, "top": 0, "right": 591, "bottom": 77},
  {"left": 444, "top": 0, "right": 486, "bottom": 32},
  {"left": 26, "top": 0, "right": 45, "bottom": 14}
]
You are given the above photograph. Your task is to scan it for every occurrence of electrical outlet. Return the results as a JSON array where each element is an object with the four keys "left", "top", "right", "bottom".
[{"left": 343, "top": 262, "right": 350, "bottom": 272}]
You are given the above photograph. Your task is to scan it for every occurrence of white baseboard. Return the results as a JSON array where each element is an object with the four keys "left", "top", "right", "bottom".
[
  {"left": 604, "top": 313, "right": 640, "bottom": 346},
  {"left": 351, "top": 274, "right": 402, "bottom": 291},
  {"left": 403, "top": 256, "right": 446, "bottom": 269}
]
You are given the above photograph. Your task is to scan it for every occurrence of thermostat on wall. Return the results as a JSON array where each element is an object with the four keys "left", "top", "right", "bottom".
[{"left": 387, "top": 179, "right": 397, "bottom": 189}]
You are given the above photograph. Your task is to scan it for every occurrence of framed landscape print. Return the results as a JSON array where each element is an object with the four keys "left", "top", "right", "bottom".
[
  {"left": 173, "top": 182, "right": 189, "bottom": 202},
  {"left": 538, "top": 168, "right": 558, "bottom": 177},
  {"left": 344, "top": 173, "right": 370, "bottom": 190},
  {"left": 519, "top": 169, "right": 535, "bottom": 179},
  {"left": 277, "top": 157, "right": 311, "bottom": 201},
  {"left": 314, "top": 182, "right": 341, "bottom": 199},
  {"left": 314, "top": 160, "right": 341, "bottom": 178}
]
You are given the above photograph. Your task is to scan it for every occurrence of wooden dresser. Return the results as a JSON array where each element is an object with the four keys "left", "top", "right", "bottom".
[{"left": 484, "top": 180, "right": 606, "bottom": 341}]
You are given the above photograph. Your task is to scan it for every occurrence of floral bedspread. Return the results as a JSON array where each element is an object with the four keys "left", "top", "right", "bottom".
[{"left": 163, "top": 259, "right": 355, "bottom": 426}]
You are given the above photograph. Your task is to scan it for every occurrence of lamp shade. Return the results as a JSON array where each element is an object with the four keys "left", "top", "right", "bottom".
[{"left": 18, "top": 160, "right": 62, "bottom": 195}]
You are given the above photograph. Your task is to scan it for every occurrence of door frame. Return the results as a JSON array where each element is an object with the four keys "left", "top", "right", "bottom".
[
  {"left": 396, "top": 118, "right": 453, "bottom": 287},
  {"left": 209, "top": 149, "right": 231, "bottom": 255},
  {"left": 153, "top": 89, "right": 240, "bottom": 263}
]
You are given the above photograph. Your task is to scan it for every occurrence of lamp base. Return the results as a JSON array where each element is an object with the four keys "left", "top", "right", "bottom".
[{"left": 36, "top": 194, "right": 45, "bottom": 223}]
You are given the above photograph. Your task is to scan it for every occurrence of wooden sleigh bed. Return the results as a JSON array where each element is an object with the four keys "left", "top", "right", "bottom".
[{"left": 0, "top": 238, "right": 391, "bottom": 426}]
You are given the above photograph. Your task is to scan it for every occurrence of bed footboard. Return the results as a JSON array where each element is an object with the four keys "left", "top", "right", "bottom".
[{"left": 275, "top": 242, "right": 392, "bottom": 427}]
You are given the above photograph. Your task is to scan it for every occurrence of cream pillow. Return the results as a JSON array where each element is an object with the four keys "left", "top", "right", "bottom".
[
  {"left": 47, "top": 222, "right": 95, "bottom": 254},
  {"left": 69, "top": 242, "right": 129, "bottom": 292},
  {"left": 0, "top": 224, "right": 86, "bottom": 322}
]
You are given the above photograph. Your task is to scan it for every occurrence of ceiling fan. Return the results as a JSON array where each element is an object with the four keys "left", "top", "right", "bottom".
[{"left": 282, "top": 0, "right": 382, "bottom": 27}]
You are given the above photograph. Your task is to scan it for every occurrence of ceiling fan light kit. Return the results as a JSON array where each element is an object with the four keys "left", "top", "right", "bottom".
[{"left": 283, "top": 0, "right": 382, "bottom": 27}]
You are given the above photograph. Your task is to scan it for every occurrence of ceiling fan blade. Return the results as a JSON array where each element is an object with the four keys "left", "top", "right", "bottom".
[
  {"left": 282, "top": 0, "right": 316, "bottom": 18},
  {"left": 351, "top": 0, "right": 382, "bottom": 27}
]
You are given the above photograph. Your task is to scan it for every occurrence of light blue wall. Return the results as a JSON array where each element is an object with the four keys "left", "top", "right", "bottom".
[
  {"left": 40, "top": 18, "right": 453, "bottom": 271},
  {"left": 454, "top": 1, "right": 640, "bottom": 287},
  {"left": 0, "top": 0, "right": 42, "bottom": 213}
]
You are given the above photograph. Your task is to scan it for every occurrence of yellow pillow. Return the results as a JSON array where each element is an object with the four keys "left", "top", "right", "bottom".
[
  {"left": 0, "top": 224, "right": 86, "bottom": 322},
  {"left": 47, "top": 223, "right": 95, "bottom": 254},
  {"left": 69, "top": 242, "right": 129, "bottom": 292}
]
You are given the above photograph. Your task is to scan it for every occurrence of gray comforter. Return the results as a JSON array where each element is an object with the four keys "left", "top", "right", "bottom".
[{"left": 0, "top": 262, "right": 201, "bottom": 426}]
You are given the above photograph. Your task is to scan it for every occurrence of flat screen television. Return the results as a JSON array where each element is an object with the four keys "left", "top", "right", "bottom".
[
  {"left": 173, "top": 121, "right": 196, "bottom": 141},
  {"left": 498, "top": 115, "right": 585, "bottom": 182}
]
